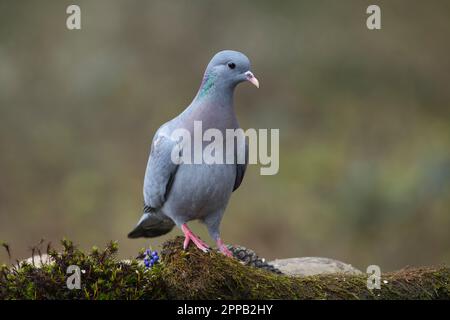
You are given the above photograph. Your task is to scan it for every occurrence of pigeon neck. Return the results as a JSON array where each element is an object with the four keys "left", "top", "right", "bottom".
[{"left": 193, "top": 72, "right": 235, "bottom": 108}]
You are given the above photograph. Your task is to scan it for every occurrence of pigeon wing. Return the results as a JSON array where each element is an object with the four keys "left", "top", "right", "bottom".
[
  {"left": 233, "top": 140, "right": 248, "bottom": 191},
  {"left": 143, "top": 133, "right": 179, "bottom": 210}
]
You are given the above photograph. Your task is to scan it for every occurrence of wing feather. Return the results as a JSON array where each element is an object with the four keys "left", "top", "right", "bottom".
[
  {"left": 233, "top": 140, "right": 248, "bottom": 191},
  {"left": 143, "top": 133, "right": 179, "bottom": 210}
]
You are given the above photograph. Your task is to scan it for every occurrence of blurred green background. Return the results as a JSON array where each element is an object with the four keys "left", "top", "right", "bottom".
[{"left": 1, "top": 0, "right": 449, "bottom": 271}]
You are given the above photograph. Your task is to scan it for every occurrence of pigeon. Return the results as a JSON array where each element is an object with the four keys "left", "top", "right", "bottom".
[{"left": 128, "top": 50, "right": 259, "bottom": 257}]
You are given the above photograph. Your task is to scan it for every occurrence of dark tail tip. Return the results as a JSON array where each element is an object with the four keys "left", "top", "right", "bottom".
[
  {"left": 127, "top": 226, "right": 143, "bottom": 239},
  {"left": 127, "top": 212, "right": 175, "bottom": 239}
]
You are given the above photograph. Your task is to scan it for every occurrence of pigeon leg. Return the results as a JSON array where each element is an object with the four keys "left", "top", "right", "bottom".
[
  {"left": 181, "top": 224, "right": 209, "bottom": 252},
  {"left": 216, "top": 238, "right": 233, "bottom": 257}
]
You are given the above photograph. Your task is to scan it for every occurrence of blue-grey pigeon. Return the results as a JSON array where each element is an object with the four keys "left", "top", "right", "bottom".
[{"left": 128, "top": 50, "right": 259, "bottom": 256}]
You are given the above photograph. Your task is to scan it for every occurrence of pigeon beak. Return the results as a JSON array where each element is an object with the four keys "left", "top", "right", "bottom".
[{"left": 245, "top": 71, "right": 259, "bottom": 88}]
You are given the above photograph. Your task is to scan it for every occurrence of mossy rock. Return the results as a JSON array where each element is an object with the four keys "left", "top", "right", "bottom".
[
  {"left": 1, "top": 237, "right": 449, "bottom": 299},
  {"left": 160, "top": 237, "right": 450, "bottom": 299}
]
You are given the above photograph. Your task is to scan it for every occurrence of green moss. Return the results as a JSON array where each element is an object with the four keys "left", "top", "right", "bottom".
[
  {"left": 158, "top": 237, "right": 450, "bottom": 300},
  {"left": 0, "top": 240, "right": 164, "bottom": 300},
  {"left": 1, "top": 237, "right": 449, "bottom": 300}
]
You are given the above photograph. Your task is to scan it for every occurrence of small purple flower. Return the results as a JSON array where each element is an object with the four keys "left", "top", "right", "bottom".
[{"left": 143, "top": 248, "right": 159, "bottom": 268}]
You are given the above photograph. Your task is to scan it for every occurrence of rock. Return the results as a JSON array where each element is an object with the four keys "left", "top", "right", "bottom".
[
  {"left": 269, "top": 257, "right": 362, "bottom": 276},
  {"left": 226, "top": 244, "right": 361, "bottom": 277},
  {"left": 21, "top": 255, "right": 137, "bottom": 268},
  {"left": 20, "top": 253, "right": 54, "bottom": 268}
]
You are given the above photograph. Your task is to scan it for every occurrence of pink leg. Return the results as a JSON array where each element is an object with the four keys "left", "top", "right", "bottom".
[
  {"left": 181, "top": 224, "right": 209, "bottom": 252},
  {"left": 216, "top": 238, "right": 233, "bottom": 257}
]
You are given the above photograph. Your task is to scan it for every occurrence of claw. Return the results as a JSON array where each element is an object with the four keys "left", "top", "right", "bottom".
[
  {"left": 181, "top": 224, "right": 209, "bottom": 252},
  {"left": 183, "top": 235, "right": 190, "bottom": 250},
  {"left": 217, "top": 238, "right": 234, "bottom": 258}
]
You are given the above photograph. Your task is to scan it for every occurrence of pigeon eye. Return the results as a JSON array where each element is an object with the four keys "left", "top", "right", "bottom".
[{"left": 227, "top": 62, "right": 236, "bottom": 69}]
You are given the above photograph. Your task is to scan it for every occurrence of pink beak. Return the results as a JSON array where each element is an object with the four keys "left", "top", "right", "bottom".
[{"left": 245, "top": 71, "right": 259, "bottom": 88}]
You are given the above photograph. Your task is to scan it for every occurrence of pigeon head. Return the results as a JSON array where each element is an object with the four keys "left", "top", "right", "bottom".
[{"left": 196, "top": 50, "right": 259, "bottom": 100}]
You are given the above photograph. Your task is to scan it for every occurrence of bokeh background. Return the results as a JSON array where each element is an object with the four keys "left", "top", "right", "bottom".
[{"left": 1, "top": 0, "right": 449, "bottom": 271}]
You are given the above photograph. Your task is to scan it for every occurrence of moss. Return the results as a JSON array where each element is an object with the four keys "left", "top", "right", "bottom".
[
  {"left": 0, "top": 239, "right": 164, "bottom": 300},
  {"left": 1, "top": 236, "right": 449, "bottom": 300},
  {"left": 160, "top": 237, "right": 450, "bottom": 300}
]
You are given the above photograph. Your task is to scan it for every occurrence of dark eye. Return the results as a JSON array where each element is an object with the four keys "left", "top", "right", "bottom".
[{"left": 227, "top": 62, "right": 236, "bottom": 69}]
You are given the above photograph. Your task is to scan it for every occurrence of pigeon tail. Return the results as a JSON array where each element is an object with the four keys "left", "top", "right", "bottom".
[{"left": 127, "top": 212, "right": 175, "bottom": 238}]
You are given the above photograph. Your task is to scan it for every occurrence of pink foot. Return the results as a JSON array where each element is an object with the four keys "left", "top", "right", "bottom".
[
  {"left": 181, "top": 224, "right": 209, "bottom": 253},
  {"left": 217, "top": 238, "right": 234, "bottom": 258}
]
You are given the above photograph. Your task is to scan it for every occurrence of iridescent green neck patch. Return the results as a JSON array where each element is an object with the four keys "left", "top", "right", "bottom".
[{"left": 198, "top": 72, "right": 217, "bottom": 98}]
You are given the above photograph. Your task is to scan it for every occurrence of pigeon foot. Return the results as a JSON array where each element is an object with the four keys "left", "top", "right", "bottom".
[
  {"left": 181, "top": 224, "right": 209, "bottom": 253},
  {"left": 217, "top": 238, "right": 234, "bottom": 258}
]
